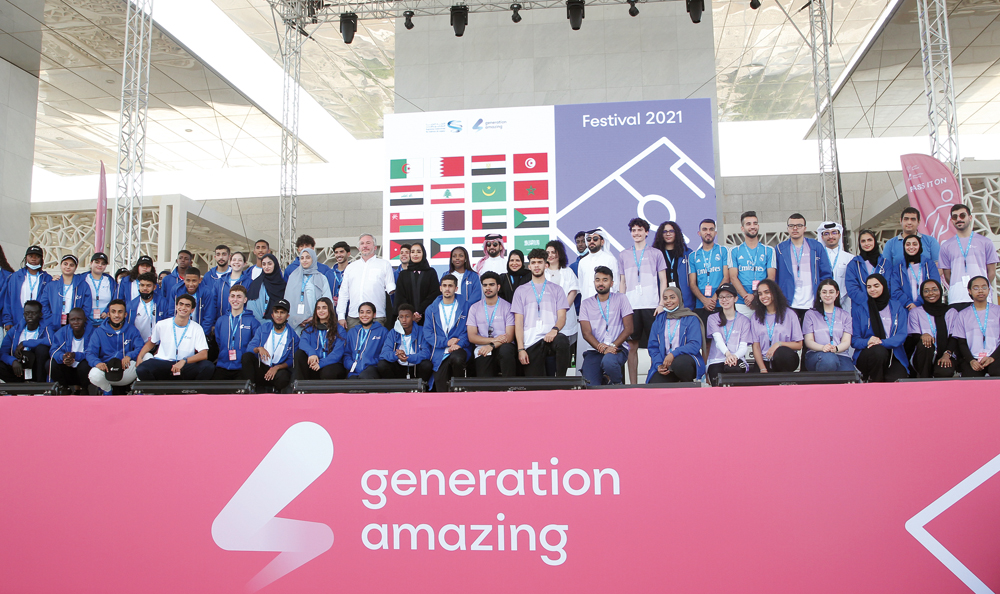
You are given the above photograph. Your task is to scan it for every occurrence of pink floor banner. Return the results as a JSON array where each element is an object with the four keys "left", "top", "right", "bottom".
[
  {"left": 901, "top": 153, "right": 962, "bottom": 244},
  {"left": 1, "top": 384, "right": 999, "bottom": 594}
]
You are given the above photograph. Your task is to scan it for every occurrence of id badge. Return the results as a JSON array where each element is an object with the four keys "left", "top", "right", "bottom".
[
  {"left": 636, "top": 284, "right": 643, "bottom": 295},
  {"left": 350, "top": 361, "right": 358, "bottom": 373},
  {"left": 93, "top": 308, "right": 101, "bottom": 319},
  {"left": 751, "top": 280, "right": 759, "bottom": 291},
  {"left": 172, "top": 369, "right": 181, "bottom": 376},
  {"left": 297, "top": 303, "right": 305, "bottom": 315},
  {"left": 61, "top": 314, "right": 67, "bottom": 325},
  {"left": 24, "top": 368, "right": 32, "bottom": 380},
  {"left": 978, "top": 351, "right": 989, "bottom": 360},
  {"left": 962, "top": 275, "right": 971, "bottom": 287},
  {"left": 229, "top": 349, "right": 237, "bottom": 361},
  {"left": 668, "top": 281, "right": 677, "bottom": 287},
  {"left": 534, "top": 318, "right": 544, "bottom": 332},
  {"left": 704, "top": 284, "right": 713, "bottom": 297}
]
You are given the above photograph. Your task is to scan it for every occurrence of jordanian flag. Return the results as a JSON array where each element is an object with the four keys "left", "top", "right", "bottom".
[
  {"left": 389, "top": 239, "right": 420, "bottom": 260},
  {"left": 514, "top": 207, "right": 548, "bottom": 229},
  {"left": 430, "top": 183, "right": 464, "bottom": 204},
  {"left": 389, "top": 185, "right": 424, "bottom": 206},
  {"left": 390, "top": 158, "right": 422, "bottom": 179},
  {"left": 472, "top": 182, "right": 506, "bottom": 203},
  {"left": 472, "top": 208, "right": 506, "bottom": 230},
  {"left": 390, "top": 213, "right": 423, "bottom": 233},
  {"left": 471, "top": 154, "right": 506, "bottom": 176},
  {"left": 513, "top": 180, "right": 548, "bottom": 201},
  {"left": 472, "top": 235, "right": 507, "bottom": 257},
  {"left": 431, "top": 237, "right": 464, "bottom": 258},
  {"left": 436, "top": 156, "right": 464, "bottom": 177}
]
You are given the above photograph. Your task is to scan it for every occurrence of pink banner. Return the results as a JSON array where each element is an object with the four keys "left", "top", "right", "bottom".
[
  {"left": 1, "top": 385, "right": 999, "bottom": 593},
  {"left": 901, "top": 153, "right": 961, "bottom": 244},
  {"left": 95, "top": 160, "right": 108, "bottom": 252}
]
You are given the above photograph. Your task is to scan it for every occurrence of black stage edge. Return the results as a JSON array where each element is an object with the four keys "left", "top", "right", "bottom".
[
  {"left": 897, "top": 376, "right": 1000, "bottom": 382},
  {"left": 129, "top": 380, "right": 254, "bottom": 395},
  {"left": 716, "top": 370, "right": 861, "bottom": 387},
  {"left": 0, "top": 382, "right": 61, "bottom": 396},
  {"left": 292, "top": 379, "right": 426, "bottom": 393},
  {"left": 449, "top": 377, "right": 588, "bottom": 391},
  {"left": 589, "top": 382, "right": 705, "bottom": 389}
]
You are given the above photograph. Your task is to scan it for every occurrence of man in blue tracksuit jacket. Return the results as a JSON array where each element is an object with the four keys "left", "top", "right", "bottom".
[
  {"left": 49, "top": 308, "right": 95, "bottom": 392},
  {"left": 212, "top": 285, "right": 260, "bottom": 380},
  {"left": 86, "top": 300, "right": 144, "bottom": 394},
  {"left": 0, "top": 300, "right": 54, "bottom": 383},
  {"left": 419, "top": 276, "right": 471, "bottom": 391},
  {"left": 126, "top": 272, "right": 170, "bottom": 343},
  {"left": 168, "top": 267, "right": 218, "bottom": 337},
  {"left": 376, "top": 303, "right": 430, "bottom": 381},
  {"left": 775, "top": 213, "right": 833, "bottom": 324}
]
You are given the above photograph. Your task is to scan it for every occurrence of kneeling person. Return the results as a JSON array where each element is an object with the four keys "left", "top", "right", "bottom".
[
  {"left": 213, "top": 285, "right": 260, "bottom": 380},
  {"left": 377, "top": 304, "right": 430, "bottom": 380},
  {"left": 136, "top": 293, "right": 215, "bottom": 381},
  {"left": 579, "top": 266, "right": 634, "bottom": 386},
  {"left": 50, "top": 308, "right": 95, "bottom": 393},
  {"left": 345, "top": 302, "right": 390, "bottom": 379},
  {"left": 87, "top": 300, "right": 143, "bottom": 394},
  {"left": 244, "top": 299, "right": 298, "bottom": 392},
  {"left": 0, "top": 300, "right": 53, "bottom": 383},
  {"left": 467, "top": 272, "right": 517, "bottom": 378}
]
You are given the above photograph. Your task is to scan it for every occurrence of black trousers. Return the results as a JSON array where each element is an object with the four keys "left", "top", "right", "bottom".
[
  {"left": 474, "top": 342, "right": 518, "bottom": 378},
  {"left": 240, "top": 352, "right": 291, "bottom": 392},
  {"left": 648, "top": 353, "right": 698, "bottom": 383},
  {"left": 294, "top": 350, "right": 348, "bottom": 380},
  {"left": 523, "top": 334, "right": 570, "bottom": 377},
  {"left": 911, "top": 343, "right": 955, "bottom": 378},
  {"left": 136, "top": 357, "right": 216, "bottom": 381},
  {"left": 433, "top": 349, "right": 467, "bottom": 391},
  {"left": 749, "top": 346, "right": 800, "bottom": 373},
  {"left": 855, "top": 345, "right": 908, "bottom": 383},
  {"left": 960, "top": 347, "right": 1000, "bottom": 377},
  {"left": 0, "top": 345, "right": 51, "bottom": 383},
  {"left": 50, "top": 361, "right": 92, "bottom": 389},
  {"left": 375, "top": 359, "right": 433, "bottom": 382},
  {"left": 707, "top": 359, "right": 749, "bottom": 386},
  {"left": 212, "top": 366, "right": 250, "bottom": 381}
]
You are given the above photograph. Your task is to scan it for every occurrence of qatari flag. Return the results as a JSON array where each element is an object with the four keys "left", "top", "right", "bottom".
[
  {"left": 96, "top": 160, "right": 108, "bottom": 253},
  {"left": 900, "top": 153, "right": 961, "bottom": 244}
]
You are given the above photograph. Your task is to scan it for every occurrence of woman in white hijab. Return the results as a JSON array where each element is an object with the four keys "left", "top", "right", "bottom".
[{"left": 284, "top": 247, "right": 333, "bottom": 334}]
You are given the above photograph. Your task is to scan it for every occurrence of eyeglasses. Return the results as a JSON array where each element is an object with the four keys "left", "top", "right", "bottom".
[
  {"left": 951, "top": 213, "right": 968, "bottom": 220},
  {"left": 663, "top": 229, "right": 675, "bottom": 234},
  {"left": 787, "top": 224, "right": 806, "bottom": 229},
  {"left": 485, "top": 241, "right": 500, "bottom": 247},
  {"left": 585, "top": 235, "right": 601, "bottom": 241},
  {"left": 821, "top": 230, "right": 838, "bottom": 236}
]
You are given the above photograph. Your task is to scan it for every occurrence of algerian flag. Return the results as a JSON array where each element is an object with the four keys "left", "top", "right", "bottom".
[{"left": 390, "top": 158, "right": 422, "bottom": 180}]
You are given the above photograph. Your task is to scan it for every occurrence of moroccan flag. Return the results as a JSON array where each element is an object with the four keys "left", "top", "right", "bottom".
[
  {"left": 472, "top": 182, "right": 506, "bottom": 203},
  {"left": 389, "top": 239, "right": 420, "bottom": 260},
  {"left": 431, "top": 237, "right": 464, "bottom": 258},
  {"left": 513, "top": 153, "right": 548, "bottom": 174},
  {"left": 471, "top": 154, "right": 506, "bottom": 176},
  {"left": 389, "top": 185, "right": 424, "bottom": 206},
  {"left": 390, "top": 213, "right": 423, "bottom": 233},
  {"left": 472, "top": 235, "right": 508, "bottom": 257},
  {"left": 430, "top": 183, "right": 464, "bottom": 204},
  {"left": 514, "top": 207, "right": 548, "bottom": 229},
  {"left": 390, "top": 158, "right": 422, "bottom": 179},
  {"left": 513, "top": 180, "right": 548, "bottom": 201},
  {"left": 436, "top": 156, "right": 464, "bottom": 177},
  {"left": 472, "top": 209, "right": 506, "bottom": 230},
  {"left": 427, "top": 210, "right": 465, "bottom": 232}
]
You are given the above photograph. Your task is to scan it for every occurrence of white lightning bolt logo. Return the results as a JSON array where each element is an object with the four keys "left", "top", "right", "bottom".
[{"left": 212, "top": 422, "right": 334, "bottom": 592}]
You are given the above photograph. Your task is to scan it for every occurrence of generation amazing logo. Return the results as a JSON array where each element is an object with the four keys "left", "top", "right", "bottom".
[{"left": 213, "top": 422, "right": 622, "bottom": 591}]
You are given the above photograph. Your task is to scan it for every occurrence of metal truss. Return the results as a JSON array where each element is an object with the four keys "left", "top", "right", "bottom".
[
  {"left": 288, "top": 0, "right": 653, "bottom": 20},
  {"left": 916, "top": 0, "right": 962, "bottom": 187},
  {"left": 112, "top": 0, "right": 154, "bottom": 270},
  {"left": 808, "top": 0, "right": 846, "bottom": 233}
]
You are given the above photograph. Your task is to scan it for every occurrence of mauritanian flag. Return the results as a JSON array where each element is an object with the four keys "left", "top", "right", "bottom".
[
  {"left": 389, "top": 185, "right": 424, "bottom": 206},
  {"left": 390, "top": 213, "right": 423, "bottom": 233},
  {"left": 472, "top": 182, "right": 506, "bottom": 203},
  {"left": 389, "top": 158, "right": 422, "bottom": 179},
  {"left": 471, "top": 154, "right": 506, "bottom": 176},
  {"left": 472, "top": 208, "right": 506, "bottom": 230},
  {"left": 513, "top": 180, "right": 548, "bottom": 201},
  {"left": 436, "top": 156, "right": 464, "bottom": 177},
  {"left": 431, "top": 237, "right": 464, "bottom": 258},
  {"left": 514, "top": 206, "right": 548, "bottom": 228},
  {"left": 513, "top": 153, "right": 547, "bottom": 174},
  {"left": 390, "top": 239, "right": 420, "bottom": 260},
  {"left": 430, "top": 183, "right": 464, "bottom": 204}
]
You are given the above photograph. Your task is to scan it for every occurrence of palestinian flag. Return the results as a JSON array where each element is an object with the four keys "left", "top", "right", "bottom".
[
  {"left": 436, "top": 156, "right": 464, "bottom": 177},
  {"left": 389, "top": 239, "right": 420, "bottom": 260},
  {"left": 472, "top": 182, "right": 506, "bottom": 203},
  {"left": 427, "top": 210, "right": 465, "bottom": 232},
  {"left": 514, "top": 207, "right": 548, "bottom": 229},
  {"left": 471, "top": 154, "right": 506, "bottom": 176},
  {"left": 513, "top": 180, "right": 548, "bottom": 201},
  {"left": 430, "top": 237, "right": 465, "bottom": 258},
  {"left": 472, "top": 235, "right": 508, "bottom": 257},
  {"left": 390, "top": 213, "right": 423, "bottom": 233},
  {"left": 430, "top": 183, "right": 464, "bottom": 204},
  {"left": 390, "top": 158, "right": 422, "bottom": 179},
  {"left": 472, "top": 208, "right": 506, "bottom": 230},
  {"left": 513, "top": 153, "right": 547, "bottom": 174},
  {"left": 389, "top": 185, "right": 424, "bottom": 206}
]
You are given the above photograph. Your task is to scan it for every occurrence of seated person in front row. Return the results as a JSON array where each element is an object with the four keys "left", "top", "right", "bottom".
[
  {"left": 748, "top": 280, "right": 803, "bottom": 373},
  {"left": 296, "top": 297, "right": 348, "bottom": 380},
  {"left": 244, "top": 299, "right": 298, "bottom": 392},
  {"left": 907, "top": 279, "right": 957, "bottom": 378},
  {"left": 212, "top": 285, "right": 260, "bottom": 381},
  {"left": 850, "top": 273, "right": 909, "bottom": 383},
  {"left": 0, "top": 300, "right": 53, "bottom": 383},
  {"left": 87, "top": 300, "right": 144, "bottom": 394},
  {"left": 419, "top": 276, "right": 470, "bottom": 390},
  {"left": 646, "top": 287, "right": 705, "bottom": 383},
  {"left": 952, "top": 276, "right": 1000, "bottom": 377},
  {"left": 466, "top": 272, "right": 517, "bottom": 379},
  {"left": 345, "top": 302, "right": 389, "bottom": 379},
  {"left": 705, "top": 283, "right": 753, "bottom": 385},
  {"left": 579, "top": 266, "right": 633, "bottom": 386},
  {"left": 377, "top": 303, "right": 431, "bottom": 381},
  {"left": 513, "top": 249, "right": 571, "bottom": 377},
  {"left": 136, "top": 293, "right": 216, "bottom": 381},
  {"left": 49, "top": 308, "right": 94, "bottom": 393},
  {"left": 802, "top": 280, "right": 855, "bottom": 372}
]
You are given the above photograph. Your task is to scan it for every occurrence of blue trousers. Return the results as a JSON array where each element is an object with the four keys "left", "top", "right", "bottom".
[
  {"left": 804, "top": 350, "right": 856, "bottom": 372},
  {"left": 581, "top": 348, "right": 629, "bottom": 386}
]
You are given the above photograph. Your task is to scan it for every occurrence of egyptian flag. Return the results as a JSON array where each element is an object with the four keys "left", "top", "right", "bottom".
[
  {"left": 513, "top": 180, "right": 548, "bottom": 201},
  {"left": 389, "top": 185, "right": 423, "bottom": 206},
  {"left": 472, "top": 234, "right": 508, "bottom": 258},
  {"left": 390, "top": 213, "right": 423, "bottom": 233},
  {"left": 514, "top": 207, "right": 548, "bottom": 228},
  {"left": 472, "top": 209, "right": 506, "bottom": 230},
  {"left": 430, "top": 237, "right": 464, "bottom": 258},
  {"left": 471, "top": 154, "right": 506, "bottom": 176},
  {"left": 513, "top": 153, "right": 547, "bottom": 174},
  {"left": 430, "top": 183, "right": 464, "bottom": 204},
  {"left": 436, "top": 156, "right": 464, "bottom": 177},
  {"left": 389, "top": 239, "right": 420, "bottom": 260},
  {"left": 390, "top": 158, "right": 422, "bottom": 179}
]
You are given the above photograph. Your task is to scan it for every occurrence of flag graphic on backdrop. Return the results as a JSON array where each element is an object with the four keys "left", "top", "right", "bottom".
[
  {"left": 472, "top": 235, "right": 509, "bottom": 257},
  {"left": 513, "top": 180, "right": 548, "bottom": 201},
  {"left": 472, "top": 182, "right": 506, "bottom": 203},
  {"left": 513, "top": 153, "right": 547, "bottom": 174},
  {"left": 436, "top": 157, "right": 464, "bottom": 177},
  {"left": 427, "top": 210, "right": 466, "bottom": 232},
  {"left": 514, "top": 207, "right": 548, "bottom": 228},
  {"left": 515, "top": 235, "right": 549, "bottom": 253},
  {"left": 472, "top": 209, "right": 506, "bottom": 230},
  {"left": 431, "top": 237, "right": 465, "bottom": 258},
  {"left": 390, "top": 158, "right": 422, "bottom": 180},
  {"left": 390, "top": 213, "right": 423, "bottom": 233},
  {"left": 390, "top": 239, "right": 421, "bottom": 260},
  {"left": 430, "top": 183, "right": 465, "bottom": 204},
  {"left": 471, "top": 154, "right": 506, "bottom": 176},
  {"left": 389, "top": 185, "right": 424, "bottom": 206}
]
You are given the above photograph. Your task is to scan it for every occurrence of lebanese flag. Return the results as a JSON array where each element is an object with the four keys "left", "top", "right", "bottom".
[
  {"left": 514, "top": 180, "right": 548, "bottom": 201},
  {"left": 390, "top": 213, "right": 423, "bottom": 233},
  {"left": 436, "top": 156, "right": 464, "bottom": 177},
  {"left": 472, "top": 209, "right": 506, "bottom": 230},
  {"left": 471, "top": 154, "right": 506, "bottom": 176},
  {"left": 514, "top": 207, "right": 548, "bottom": 228},
  {"left": 430, "top": 183, "right": 464, "bottom": 204},
  {"left": 513, "top": 153, "right": 547, "bottom": 174}
]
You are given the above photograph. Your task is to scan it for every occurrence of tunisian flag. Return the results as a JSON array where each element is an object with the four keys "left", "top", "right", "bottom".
[
  {"left": 95, "top": 160, "right": 108, "bottom": 252},
  {"left": 900, "top": 153, "right": 961, "bottom": 244}
]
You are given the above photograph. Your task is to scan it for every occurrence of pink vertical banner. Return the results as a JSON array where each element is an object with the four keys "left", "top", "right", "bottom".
[
  {"left": 900, "top": 153, "right": 961, "bottom": 244},
  {"left": 95, "top": 160, "right": 108, "bottom": 252}
]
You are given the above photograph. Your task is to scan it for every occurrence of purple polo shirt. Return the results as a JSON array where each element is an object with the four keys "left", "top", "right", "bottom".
[
  {"left": 706, "top": 312, "right": 753, "bottom": 364},
  {"left": 953, "top": 304, "right": 1000, "bottom": 356},
  {"left": 907, "top": 305, "right": 958, "bottom": 340},
  {"left": 749, "top": 311, "right": 803, "bottom": 357},
  {"left": 511, "top": 279, "right": 568, "bottom": 348},
  {"left": 467, "top": 297, "right": 515, "bottom": 340},
  {"left": 939, "top": 233, "right": 1000, "bottom": 304},
  {"left": 803, "top": 308, "right": 849, "bottom": 346},
  {"left": 579, "top": 293, "right": 634, "bottom": 351},
  {"left": 618, "top": 246, "right": 666, "bottom": 310}
]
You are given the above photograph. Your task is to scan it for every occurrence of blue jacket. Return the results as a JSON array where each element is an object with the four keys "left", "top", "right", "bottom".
[
  {"left": 83, "top": 319, "right": 142, "bottom": 366},
  {"left": 845, "top": 255, "right": 888, "bottom": 309},
  {"left": 213, "top": 310, "right": 260, "bottom": 370},
  {"left": 453, "top": 270, "right": 482, "bottom": 311},
  {"left": 50, "top": 323, "right": 96, "bottom": 368},
  {"left": 76, "top": 272, "right": 118, "bottom": 325},
  {"left": 419, "top": 294, "right": 471, "bottom": 381},
  {"left": 3, "top": 269, "right": 53, "bottom": 327},
  {"left": 126, "top": 291, "right": 170, "bottom": 329},
  {"left": 248, "top": 322, "right": 299, "bottom": 369},
  {"left": 1, "top": 321, "right": 54, "bottom": 366},
  {"left": 889, "top": 259, "right": 941, "bottom": 309},
  {"left": 671, "top": 247, "right": 696, "bottom": 309},
  {"left": 379, "top": 323, "right": 426, "bottom": 367},
  {"left": 851, "top": 299, "right": 910, "bottom": 372},
  {"left": 883, "top": 234, "right": 940, "bottom": 273},
  {"left": 169, "top": 283, "right": 219, "bottom": 336},
  {"left": 160, "top": 268, "right": 186, "bottom": 302},
  {"left": 299, "top": 324, "right": 349, "bottom": 369},
  {"left": 329, "top": 265, "right": 346, "bottom": 298},
  {"left": 775, "top": 238, "right": 833, "bottom": 305},
  {"left": 212, "top": 270, "right": 253, "bottom": 318},
  {"left": 344, "top": 321, "right": 390, "bottom": 377},
  {"left": 646, "top": 312, "right": 705, "bottom": 382},
  {"left": 40, "top": 276, "right": 93, "bottom": 333},
  {"left": 115, "top": 275, "right": 136, "bottom": 301},
  {"left": 0, "top": 269, "right": 9, "bottom": 324}
]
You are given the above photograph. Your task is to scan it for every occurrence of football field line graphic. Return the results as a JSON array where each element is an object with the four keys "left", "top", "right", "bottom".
[{"left": 212, "top": 422, "right": 335, "bottom": 592}]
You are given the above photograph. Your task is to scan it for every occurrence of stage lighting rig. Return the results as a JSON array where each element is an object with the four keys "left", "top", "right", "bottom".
[
  {"left": 340, "top": 12, "right": 358, "bottom": 44},
  {"left": 627, "top": 0, "right": 639, "bottom": 16},
  {"left": 403, "top": 10, "right": 415, "bottom": 29},
  {"left": 686, "top": 0, "right": 703, "bottom": 22},
  {"left": 451, "top": 5, "right": 469, "bottom": 36},
  {"left": 750, "top": 0, "right": 761, "bottom": 8},
  {"left": 567, "top": 0, "right": 585, "bottom": 29},
  {"left": 511, "top": 3, "right": 522, "bottom": 22}
]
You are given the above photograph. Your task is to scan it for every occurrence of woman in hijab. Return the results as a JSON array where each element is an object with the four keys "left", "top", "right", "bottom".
[
  {"left": 850, "top": 273, "right": 909, "bottom": 382},
  {"left": 285, "top": 248, "right": 332, "bottom": 334},
  {"left": 845, "top": 229, "right": 888, "bottom": 309},
  {"left": 247, "top": 253, "right": 285, "bottom": 323},
  {"left": 646, "top": 286, "right": 705, "bottom": 383},
  {"left": 907, "top": 278, "right": 957, "bottom": 378},
  {"left": 891, "top": 235, "right": 941, "bottom": 310},
  {"left": 499, "top": 249, "right": 530, "bottom": 303},
  {"left": 394, "top": 243, "right": 440, "bottom": 325}
]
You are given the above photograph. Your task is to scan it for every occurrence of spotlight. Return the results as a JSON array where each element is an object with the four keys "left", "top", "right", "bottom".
[
  {"left": 403, "top": 10, "right": 414, "bottom": 29},
  {"left": 340, "top": 12, "right": 357, "bottom": 44},
  {"left": 627, "top": 0, "right": 638, "bottom": 16},
  {"left": 566, "top": 0, "right": 584, "bottom": 30},
  {"left": 686, "top": 0, "right": 704, "bottom": 23},
  {"left": 450, "top": 5, "right": 468, "bottom": 36},
  {"left": 510, "top": 3, "right": 522, "bottom": 22},
  {"left": 750, "top": 0, "right": 761, "bottom": 8}
]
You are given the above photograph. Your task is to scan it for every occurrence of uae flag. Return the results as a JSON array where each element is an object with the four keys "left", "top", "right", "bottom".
[
  {"left": 389, "top": 239, "right": 420, "bottom": 260},
  {"left": 390, "top": 213, "right": 423, "bottom": 233},
  {"left": 513, "top": 153, "right": 547, "bottom": 174},
  {"left": 431, "top": 237, "right": 464, "bottom": 258},
  {"left": 389, "top": 158, "right": 422, "bottom": 179},
  {"left": 472, "top": 209, "right": 506, "bottom": 230},
  {"left": 436, "top": 156, "right": 464, "bottom": 177},
  {"left": 427, "top": 210, "right": 465, "bottom": 232},
  {"left": 472, "top": 182, "right": 506, "bottom": 203},
  {"left": 513, "top": 180, "right": 548, "bottom": 201},
  {"left": 430, "top": 183, "right": 465, "bottom": 204},
  {"left": 471, "top": 154, "right": 506, "bottom": 176},
  {"left": 389, "top": 185, "right": 424, "bottom": 206},
  {"left": 514, "top": 207, "right": 548, "bottom": 229},
  {"left": 472, "top": 234, "right": 508, "bottom": 257}
]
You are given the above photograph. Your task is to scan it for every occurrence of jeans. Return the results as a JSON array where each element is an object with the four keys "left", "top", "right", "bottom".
[
  {"left": 804, "top": 350, "right": 857, "bottom": 372},
  {"left": 581, "top": 348, "right": 629, "bottom": 386}
]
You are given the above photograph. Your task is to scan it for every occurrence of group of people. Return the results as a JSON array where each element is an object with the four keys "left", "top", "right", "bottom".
[{"left": 1, "top": 202, "right": 997, "bottom": 393}]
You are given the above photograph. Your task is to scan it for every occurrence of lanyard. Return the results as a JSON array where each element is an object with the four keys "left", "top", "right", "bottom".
[
  {"left": 907, "top": 263, "right": 923, "bottom": 290},
  {"left": 62, "top": 283, "right": 73, "bottom": 311},
  {"left": 171, "top": 322, "right": 190, "bottom": 358},
  {"left": 89, "top": 275, "right": 105, "bottom": 304},
  {"left": 531, "top": 279, "right": 548, "bottom": 312},
  {"left": 664, "top": 250, "right": 675, "bottom": 271},
  {"left": 696, "top": 246, "right": 719, "bottom": 275},
  {"left": 317, "top": 330, "right": 327, "bottom": 354},
  {"left": 598, "top": 296, "right": 613, "bottom": 340},
  {"left": 924, "top": 310, "right": 937, "bottom": 344},
  {"left": 830, "top": 248, "right": 841, "bottom": 271},
  {"left": 401, "top": 334, "right": 412, "bottom": 355},
  {"left": 765, "top": 314, "right": 776, "bottom": 343},
  {"left": 973, "top": 304, "right": 991, "bottom": 343},
  {"left": 957, "top": 235, "right": 972, "bottom": 265},
  {"left": 666, "top": 318, "right": 678, "bottom": 347},
  {"left": 26, "top": 273, "right": 40, "bottom": 299},
  {"left": 790, "top": 243, "right": 805, "bottom": 278},
  {"left": 483, "top": 300, "right": 498, "bottom": 336},
  {"left": 722, "top": 317, "right": 736, "bottom": 345},
  {"left": 300, "top": 276, "right": 310, "bottom": 300},
  {"left": 140, "top": 298, "right": 155, "bottom": 322},
  {"left": 442, "top": 302, "right": 457, "bottom": 330},
  {"left": 355, "top": 327, "right": 371, "bottom": 355},
  {"left": 742, "top": 243, "right": 764, "bottom": 277},
  {"left": 228, "top": 314, "right": 242, "bottom": 349},
  {"left": 632, "top": 245, "right": 646, "bottom": 281},
  {"left": 824, "top": 310, "right": 837, "bottom": 344},
  {"left": 269, "top": 329, "right": 287, "bottom": 361}
]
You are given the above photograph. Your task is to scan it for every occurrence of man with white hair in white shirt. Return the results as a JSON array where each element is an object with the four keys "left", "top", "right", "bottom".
[{"left": 336, "top": 233, "right": 396, "bottom": 330}]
